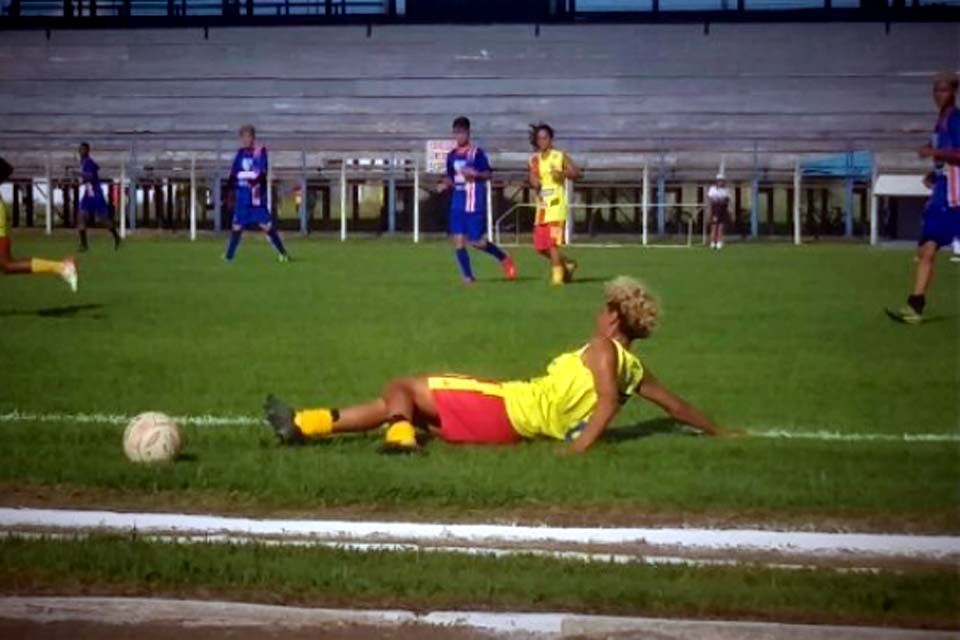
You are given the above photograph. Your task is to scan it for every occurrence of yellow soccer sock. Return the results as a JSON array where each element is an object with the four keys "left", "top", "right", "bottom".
[
  {"left": 294, "top": 408, "right": 334, "bottom": 437},
  {"left": 384, "top": 420, "right": 417, "bottom": 447},
  {"left": 30, "top": 258, "right": 64, "bottom": 276},
  {"left": 551, "top": 265, "right": 565, "bottom": 286}
]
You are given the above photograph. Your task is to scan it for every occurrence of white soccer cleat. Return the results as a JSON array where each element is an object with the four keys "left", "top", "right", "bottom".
[{"left": 61, "top": 258, "right": 78, "bottom": 292}]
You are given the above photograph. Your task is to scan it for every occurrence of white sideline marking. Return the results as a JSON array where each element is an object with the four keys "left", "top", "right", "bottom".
[
  {"left": 4, "top": 597, "right": 956, "bottom": 639},
  {"left": 1, "top": 508, "right": 958, "bottom": 560},
  {"left": 6, "top": 530, "right": 842, "bottom": 573},
  {"left": 1, "top": 410, "right": 957, "bottom": 442}
]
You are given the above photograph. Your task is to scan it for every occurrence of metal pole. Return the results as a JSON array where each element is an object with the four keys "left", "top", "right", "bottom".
[
  {"left": 299, "top": 150, "right": 308, "bottom": 236},
  {"left": 189, "top": 154, "right": 197, "bottom": 241},
  {"left": 750, "top": 177, "right": 759, "bottom": 239},
  {"left": 656, "top": 174, "right": 666, "bottom": 236},
  {"left": 387, "top": 157, "right": 397, "bottom": 234},
  {"left": 793, "top": 160, "right": 802, "bottom": 246},
  {"left": 266, "top": 158, "right": 273, "bottom": 214},
  {"left": 129, "top": 143, "right": 137, "bottom": 232},
  {"left": 44, "top": 156, "right": 52, "bottom": 235},
  {"left": 486, "top": 175, "right": 494, "bottom": 244},
  {"left": 119, "top": 159, "right": 127, "bottom": 239},
  {"left": 564, "top": 177, "right": 573, "bottom": 245},
  {"left": 843, "top": 176, "right": 854, "bottom": 238},
  {"left": 213, "top": 172, "right": 222, "bottom": 233},
  {"left": 641, "top": 163, "right": 649, "bottom": 246},
  {"left": 869, "top": 164, "right": 879, "bottom": 246},
  {"left": 340, "top": 159, "right": 347, "bottom": 242},
  {"left": 413, "top": 159, "right": 420, "bottom": 244}
]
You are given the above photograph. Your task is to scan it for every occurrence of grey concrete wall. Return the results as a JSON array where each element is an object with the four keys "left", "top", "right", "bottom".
[{"left": 0, "top": 22, "right": 957, "bottom": 169}]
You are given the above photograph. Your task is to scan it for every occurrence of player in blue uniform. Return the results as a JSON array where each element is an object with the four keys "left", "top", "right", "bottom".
[
  {"left": 224, "top": 125, "right": 289, "bottom": 262},
  {"left": 77, "top": 143, "right": 120, "bottom": 251},
  {"left": 887, "top": 72, "right": 960, "bottom": 324},
  {"left": 437, "top": 117, "right": 515, "bottom": 284}
]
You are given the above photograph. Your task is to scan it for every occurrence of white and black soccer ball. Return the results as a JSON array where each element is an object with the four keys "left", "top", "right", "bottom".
[{"left": 123, "top": 412, "right": 182, "bottom": 464}]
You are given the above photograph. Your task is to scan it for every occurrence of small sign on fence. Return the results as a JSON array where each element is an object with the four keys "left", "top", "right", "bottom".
[{"left": 425, "top": 139, "right": 456, "bottom": 174}]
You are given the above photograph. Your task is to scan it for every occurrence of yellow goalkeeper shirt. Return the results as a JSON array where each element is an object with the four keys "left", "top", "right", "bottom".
[{"left": 502, "top": 340, "right": 644, "bottom": 442}]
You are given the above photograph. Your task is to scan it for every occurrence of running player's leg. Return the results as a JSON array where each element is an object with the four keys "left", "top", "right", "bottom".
[
  {"left": 77, "top": 209, "right": 89, "bottom": 251},
  {"left": 259, "top": 219, "right": 289, "bottom": 261},
  {"left": 0, "top": 237, "right": 30, "bottom": 274},
  {"left": 1, "top": 237, "right": 78, "bottom": 290},
  {"left": 468, "top": 215, "right": 515, "bottom": 279}
]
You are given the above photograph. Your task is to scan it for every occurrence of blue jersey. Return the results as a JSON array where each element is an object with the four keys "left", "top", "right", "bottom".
[
  {"left": 931, "top": 107, "right": 960, "bottom": 210},
  {"left": 230, "top": 146, "right": 268, "bottom": 210},
  {"left": 79, "top": 157, "right": 104, "bottom": 200},
  {"left": 79, "top": 156, "right": 108, "bottom": 214},
  {"left": 446, "top": 145, "right": 491, "bottom": 215}
]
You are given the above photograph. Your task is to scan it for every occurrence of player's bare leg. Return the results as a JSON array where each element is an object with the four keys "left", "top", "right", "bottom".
[
  {"left": 887, "top": 241, "right": 937, "bottom": 324},
  {"left": 264, "top": 377, "right": 438, "bottom": 449},
  {"left": 1, "top": 238, "right": 77, "bottom": 291},
  {"left": 716, "top": 222, "right": 726, "bottom": 250}
]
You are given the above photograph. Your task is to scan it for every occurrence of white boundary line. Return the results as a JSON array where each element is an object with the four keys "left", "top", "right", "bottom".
[
  {"left": 1, "top": 410, "right": 957, "bottom": 442},
  {"left": 1, "top": 508, "right": 958, "bottom": 561},
  {"left": 2, "top": 597, "right": 955, "bottom": 639}
]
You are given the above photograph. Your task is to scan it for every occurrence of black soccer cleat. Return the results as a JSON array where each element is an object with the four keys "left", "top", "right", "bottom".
[{"left": 263, "top": 394, "right": 304, "bottom": 444}]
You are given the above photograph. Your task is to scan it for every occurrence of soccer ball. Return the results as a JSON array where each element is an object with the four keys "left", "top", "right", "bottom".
[{"left": 123, "top": 412, "right": 182, "bottom": 464}]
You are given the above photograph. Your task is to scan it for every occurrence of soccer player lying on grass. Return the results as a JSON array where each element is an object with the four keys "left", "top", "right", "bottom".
[
  {"left": 265, "top": 277, "right": 730, "bottom": 453},
  {"left": 0, "top": 156, "right": 78, "bottom": 291}
]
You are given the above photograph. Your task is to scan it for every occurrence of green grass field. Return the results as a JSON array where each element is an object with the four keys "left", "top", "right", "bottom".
[
  {"left": 1, "top": 235, "right": 958, "bottom": 530},
  {"left": 2, "top": 535, "right": 957, "bottom": 629}
]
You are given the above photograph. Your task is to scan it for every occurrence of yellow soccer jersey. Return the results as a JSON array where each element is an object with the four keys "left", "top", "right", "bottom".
[
  {"left": 502, "top": 340, "right": 644, "bottom": 441},
  {"left": 530, "top": 148, "right": 568, "bottom": 224},
  {"left": 0, "top": 198, "right": 7, "bottom": 238}
]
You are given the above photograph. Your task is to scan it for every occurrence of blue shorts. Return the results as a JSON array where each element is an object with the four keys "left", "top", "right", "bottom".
[
  {"left": 919, "top": 200, "right": 960, "bottom": 248},
  {"left": 79, "top": 195, "right": 110, "bottom": 218},
  {"left": 233, "top": 206, "right": 273, "bottom": 229},
  {"left": 449, "top": 210, "right": 486, "bottom": 243}
]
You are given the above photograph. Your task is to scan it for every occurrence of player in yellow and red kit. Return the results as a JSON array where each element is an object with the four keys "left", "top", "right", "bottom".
[{"left": 529, "top": 123, "right": 581, "bottom": 285}]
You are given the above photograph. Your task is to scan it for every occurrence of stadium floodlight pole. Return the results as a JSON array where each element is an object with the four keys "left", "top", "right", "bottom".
[
  {"left": 44, "top": 155, "right": 52, "bottom": 236},
  {"left": 792, "top": 159, "right": 802, "bottom": 246},
  {"left": 119, "top": 158, "right": 127, "bottom": 240},
  {"left": 641, "top": 163, "right": 649, "bottom": 246},
  {"left": 339, "top": 159, "right": 347, "bottom": 242},
  {"left": 189, "top": 153, "right": 197, "bottom": 241},
  {"left": 413, "top": 158, "right": 420, "bottom": 244},
  {"left": 869, "top": 163, "right": 879, "bottom": 246}
]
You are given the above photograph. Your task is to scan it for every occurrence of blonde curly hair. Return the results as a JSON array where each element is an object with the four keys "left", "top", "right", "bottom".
[{"left": 604, "top": 276, "right": 659, "bottom": 340}]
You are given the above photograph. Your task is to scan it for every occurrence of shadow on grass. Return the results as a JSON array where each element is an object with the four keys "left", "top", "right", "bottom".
[
  {"left": 602, "top": 417, "right": 695, "bottom": 443},
  {"left": 0, "top": 303, "right": 104, "bottom": 319},
  {"left": 565, "top": 276, "right": 613, "bottom": 285}
]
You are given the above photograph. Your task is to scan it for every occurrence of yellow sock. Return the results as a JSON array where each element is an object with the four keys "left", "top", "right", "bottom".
[
  {"left": 550, "top": 265, "right": 565, "bottom": 286},
  {"left": 31, "top": 258, "right": 64, "bottom": 276},
  {"left": 384, "top": 421, "right": 417, "bottom": 447},
  {"left": 294, "top": 408, "right": 334, "bottom": 437}
]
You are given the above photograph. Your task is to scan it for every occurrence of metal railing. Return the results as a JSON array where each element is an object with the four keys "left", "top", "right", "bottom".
[{"left": 494, "top": 201, "right": 699, "bottom": 247}]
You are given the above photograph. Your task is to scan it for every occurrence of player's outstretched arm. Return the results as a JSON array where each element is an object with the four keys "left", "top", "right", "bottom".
[
  {"left": 636, "top": 371, "right": 729, "bottom": 437},
  {"left": 566, "top": 338, "right": 621, "bottom": 454}
]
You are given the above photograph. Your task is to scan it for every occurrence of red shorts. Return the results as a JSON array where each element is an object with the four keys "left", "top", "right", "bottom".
[
  {"left": 427, "top": 376, "right": 521, "bottom": 445},
  {"left": 533, "top": 223, "right": 564, "bottom": 252}
]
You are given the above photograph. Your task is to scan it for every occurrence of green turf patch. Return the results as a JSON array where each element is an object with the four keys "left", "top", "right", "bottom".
[
  {"left": 0, "top": 535, "right": 956, "bottom": 629},
  {"left": 1, "top": 238, "right": 957, "bottom": 528}
]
